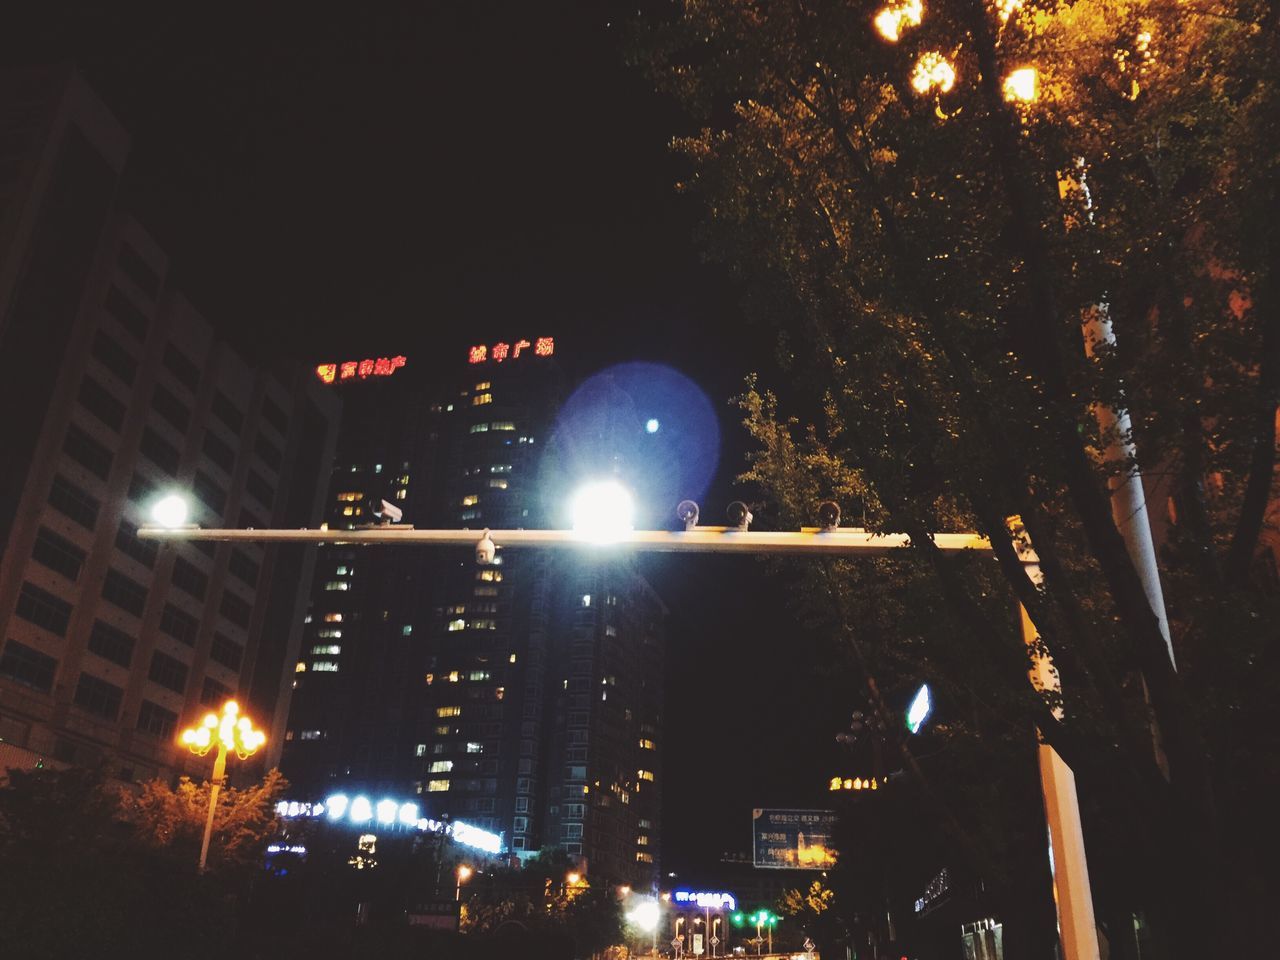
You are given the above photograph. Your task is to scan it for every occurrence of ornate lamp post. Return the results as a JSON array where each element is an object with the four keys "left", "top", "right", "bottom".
[{"left": 180, "top": 699, "right": 266, "bottom": 872}]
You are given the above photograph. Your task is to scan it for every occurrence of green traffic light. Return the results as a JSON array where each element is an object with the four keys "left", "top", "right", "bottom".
[{"left": 731, "top": 912, "right": 744, "bottom": 927}]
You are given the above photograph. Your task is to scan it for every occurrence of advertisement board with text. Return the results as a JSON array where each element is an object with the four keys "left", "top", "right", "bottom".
[{"left": 752, "top": 808, "right": 838, "bottom": 869}]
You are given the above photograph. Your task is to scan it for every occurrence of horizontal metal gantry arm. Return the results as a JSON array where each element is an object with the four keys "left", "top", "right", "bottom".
[{"left": 136, "top": 524, "right": 1007, "bottom": 559}]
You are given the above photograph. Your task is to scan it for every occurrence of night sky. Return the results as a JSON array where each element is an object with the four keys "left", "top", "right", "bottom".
[{"left": 3, "top": 2, "right": 849, "bottom": 875}]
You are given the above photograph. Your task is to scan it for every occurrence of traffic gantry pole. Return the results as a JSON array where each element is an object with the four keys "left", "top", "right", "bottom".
[{"left": 139, "top": 521, "right": 1100, "bottom": 957}]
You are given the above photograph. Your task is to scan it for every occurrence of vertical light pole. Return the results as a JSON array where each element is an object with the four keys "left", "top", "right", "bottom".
[
  {"left": 456, "top": 864, "right": 473, "bottom": 902},
  {"left": 180, "top": 700, "right": 266, "bottom": 873},
  {"left": 675, "top": 916, "right": 686, "bottom": 959}
]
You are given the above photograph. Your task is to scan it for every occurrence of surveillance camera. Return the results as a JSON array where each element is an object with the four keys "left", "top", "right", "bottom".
[
  {"left": 817, "top": 501, "right": 841, "bottom": 531},
  {"left": 378, "top": 499, "right": 403, "bottom": 523},
  {"left": 676, "top": 500, "right": 700, "bottom": 530},
  {"left": 726, "top": 501, "right": 753, "bottom": 530},
  {"left": 363, "top": 496, "right": 403, "bottom": 524},
  {"left": 476, "top": 531, "right": 496, "bottom": 566}
]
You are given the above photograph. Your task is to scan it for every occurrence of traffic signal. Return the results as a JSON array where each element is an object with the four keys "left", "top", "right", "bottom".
[{"left": 731, "top": 912, "right": 745, "bottom": 927}]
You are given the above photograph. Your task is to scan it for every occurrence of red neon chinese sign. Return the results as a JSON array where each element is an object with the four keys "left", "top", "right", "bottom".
[
  {"left": 467, "top": 337, "right": 554, "bottom": 364},
  {"left": 315, "top": 355, "right": 406, "bottom": 384}
]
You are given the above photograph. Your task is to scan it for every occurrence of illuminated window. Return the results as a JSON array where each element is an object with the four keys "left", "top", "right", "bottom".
[
  {"left": 429, "top": 760, "right": 454, "bottom": 773},
  {"left": 300, "top": 730, "right": 323, "bottom": 741},
  {"left": 318, "top": 628, "right": 342, "bottom": 638},
  {"left": 425, "top": 673, "right": 434, "bottom": 685},
  {"left": 427, "top": 779, "right": 451, "bottom": 792},
  {"left": 448, "top": 671, "right": 460, "bottom": 682},
  {"left": 495, "top": 686, "right": 505, "bottom": 701},
  {"left": 469, "top": 670, "right": 490, "bottom": 681},
  {"left": 605, "top": 625, "right": 617, "bottom": 637},
  {"left": 477, "top": 570, "right": 503, "bottom": 582},
  {"left": 509, "top": 653, "right": 517, "bottom": 664},
  {"left": 638, "top": 769, "right": 654, "bottom": 782},
  {"left": 310, "top": 644, "right": 341, "bottom": 655},
  {"left": 490, "top": 421, "right": 516, "bottom": 431},
  {"left": 488, "top": 478, "right": 508, "bottom": 489},
  {"left": 461, "top": 494, "right": 479, "bottom": 506},
  {"left": 324, "top": 581, "right": 350, "bottom": 591},
  {"left": 324, "top": 613, "right": 343, "bottom": 622},
  {"left": 474, "top": 586, "right": 498, "bottom": 597},
  {"left": 295, "top": 661, "right": 306, "bottom": 673},
  {"left": 466, "top": 742, "right": 483, "bottom": 753},
  {"left": 342, "top": 506, "right": 353, "bottom": 516},
  {"left": 469, "top": 619, "right": 496, "bottom": 630},
  {"left": 335, "top": 565, "right": 352, "bottom": 576},
  {"left": 434, "top": 724, "right": 451, "bottom": 736},
  {"left": 415, "top": 744, "right": 427, "bottom": 756},
  {"left": 581, "top": 594, "right": 592, "bottom": 607},
  {"left": 436, "top": 706, "right": 462, "bottom": 718},
  {"left": 402, "top": 624, "right": 413, "bottom": 636},
  {"left": 448, "top": 618, "right": 466, "bottom": 631},
  {"left": 394, "top": 489, "right": 407, "bottom": 500},
  {"left": 472, "top": 393, "right": 492, "bottom": 406},
  {"left": 474, "top": 381, "right": 491, "bottom": 391},
  {"left": 469, "top": 423, "right": 489, "bottom": 434},
  {"left": 312, "top": 661, "right": 339, "bottom": 672},
  {"left": 639, "top": 738, "right": 655, "bottom": 750},
  {"left": 460, "top": 510, "right": 480, "bottom": 520},
  {"left": 636, "top": 834, "right": 649, "bottom": 846},
  {"left": 636, "top": 852, "right": 653, "bottom": 863},
  {"left": 336, "top": 491, "right": 362, "bottom": 502}
]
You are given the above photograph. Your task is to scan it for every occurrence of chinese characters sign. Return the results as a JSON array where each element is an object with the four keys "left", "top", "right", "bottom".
[
  {"left": 467, "top": 337, "right": 554, "bottom": 364},
  {"left": 315, "top": 355, "right": 406, "bottom": 385},
  {"left": 751, "top": 809, "right": 838, "bottom": 870}
]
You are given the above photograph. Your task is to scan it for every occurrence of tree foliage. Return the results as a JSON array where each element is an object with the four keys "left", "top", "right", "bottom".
[{"left": 634, "top": 0, "right": 1280, "bottom": 955}]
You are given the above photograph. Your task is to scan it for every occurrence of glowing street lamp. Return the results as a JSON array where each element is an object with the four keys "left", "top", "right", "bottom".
[
  {"left": 456, "top": 864, "right": 473, "bottom": 902},
  {"left": 180, "top": 699, "right": 266, "bottom": 872},
  {"left": 570, "top": 481, "right": 635, "bottom": 543},
  {"left": 1003, "top": 67, "right": 1038, "bottom": 103},
  {"left": 906, "top": 683, "right": 933, "bottom": 734},
  {"left": 150, "top": 493, "right": 191, "bottom": 529},
  {"left": 626, "top": 897, "right": 662, "bottom": 957}
]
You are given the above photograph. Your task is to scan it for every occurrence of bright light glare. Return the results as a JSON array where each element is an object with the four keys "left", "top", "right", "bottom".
[
  {"left": 350, "top": 796, "right": 373, "bottom": 823},
  {"left": 326, "top": 794, "right": 349, "bottom": 820},
  {"left": 398, "top": 802, "right": 419, "bottom": 826},
  {"left": 628, "top": 899, "right": 661, "bottom": 932},
  {"left": 150, "top": 493, "right": 189, "bottom": 528},
  {"left": 1003, "top": 67, "right": 1037, "bottom": 103},
  {"left": 570, "top": 481, "right": 635, "bottom": 543},
  {"left": 906, "top": 683, "right": 933, "bottom": 734},
  {"left": 645, "top": 418, "right": 660, "bottom": 434},
  {"left": 874, "top": 0, "right": 923, "bottom": 42},
  {"left": 911, "top": 52, "right": 956, "bottom": 95},
  {"left": 376, "top": 798, "right": 398, "bottom": 825}
]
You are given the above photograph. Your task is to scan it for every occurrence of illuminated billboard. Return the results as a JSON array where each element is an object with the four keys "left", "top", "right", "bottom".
[{"left": 751, "top": 808, "right": 838, "bottom": 870}]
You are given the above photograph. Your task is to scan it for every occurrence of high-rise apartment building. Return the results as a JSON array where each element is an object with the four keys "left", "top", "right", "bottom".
[
  {"left": 283, "top": 340, "right": 666, "bottom": 886},
  {"left": 0, "top": 68, "right": 341, "bottom": 781}
]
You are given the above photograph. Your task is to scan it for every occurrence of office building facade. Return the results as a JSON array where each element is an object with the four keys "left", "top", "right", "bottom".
[
  {"left": 0, "top": 68, "right": 340, "bottom": 782},
  {"left": 283, "top": 341, "right": 666, "bottom": 886}
]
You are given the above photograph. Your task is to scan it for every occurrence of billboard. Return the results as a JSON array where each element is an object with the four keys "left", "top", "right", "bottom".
[{"left": 752, "top": 809, "right": 838, "bottom": 869}]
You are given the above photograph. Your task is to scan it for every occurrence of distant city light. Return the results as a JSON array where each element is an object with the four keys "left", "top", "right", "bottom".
[
  {"left": 349, "top": 796, "right": 373, "bottom": 823},
  {"left": 570, "top": 480, "right": 635, "bottom": 543},
  {"left": 674, "top": 890, "right": 737, "bottom": 911},
  {"left": 150, "top": 494, "right": 189, "bottom": 529},
  {"left": 906, "top": 683, "right": 933, "bottom": 734},
  {"left": 645, "top": 418, "right": 660, "bottom": 434}
]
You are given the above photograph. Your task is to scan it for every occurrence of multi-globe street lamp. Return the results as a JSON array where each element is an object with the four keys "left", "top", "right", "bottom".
[
  {"left": 141, "top": 488, "right": 1095, "bottom": 955},
  {"left": 179, "top": 699, "right": 266, "bottom": 872}
]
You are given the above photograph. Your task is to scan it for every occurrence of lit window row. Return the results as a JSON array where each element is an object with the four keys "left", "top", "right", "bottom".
[
  {"left": 488, "top": 479, "right": 508, "bottom": 490},
  {"left": 324, "top": 581, "right": 350, "bottom": 591},
  {"left": 477, "top": 569, "right": 503, "bottom": 582},
  {"left": 342, "top": 506, "right": 363, "bottom": 517},
  {"left": 638, "top": 769, "right": 654, "bottom": 782},
  {"left": 427, "top": 779, "right": 450, "bottom": 792},
  {"left": 312, "top": 661, "right": 339, "bottom": 672},
  {"left": 461, "top": 494, "right": 479, "bottom": 506},
  {"left": 639, "top": 738, "right": 655, "bottom": 750},
  {"left": 472, "top": 393, "right": 492, "bottom": 406},
  {"left": 429, "top": 760, "right": 453, "bottom": 773},
  {"left": 324, "top": 613, "right": 343, "bottom": 623},
  {"left": 318, "top": 628, "right": 342, "bottom": 638},
  {"left": 436, "top": 706, "right": 462, "bottom": 717},
  {"left": 336, "top": 491, "right": 362, "bottom": 502},
  {"left": 490, "top": 464, "right": 511, "bottom": 473},
  {"left": 311, "top": 644, "right": 341, "bottom": 655}
]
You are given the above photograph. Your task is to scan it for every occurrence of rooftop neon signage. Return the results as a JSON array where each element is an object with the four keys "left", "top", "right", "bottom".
[
  {"left": 315, "top": 355, "right": 407, "bottom": 384},
  {"left": 673, "top": 890, "right": 737, "bottom": 911},
  {"left": 468, "top": 337, "right": 554, "bottom": 364}
]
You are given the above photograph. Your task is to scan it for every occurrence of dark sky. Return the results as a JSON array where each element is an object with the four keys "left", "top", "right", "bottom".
[{"left": 3, "top": 1, "right": 848, "bottom": 875}]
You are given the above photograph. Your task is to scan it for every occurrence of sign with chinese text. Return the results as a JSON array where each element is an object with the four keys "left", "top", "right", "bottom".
[
  {"left": 315, "top": 355, "right": 406, "bottom": 384},
  {"left": 751, "top": 809, "right": 838, "bottom": 870},
  {"left": 673, "top": 890, "right": 737, "bottom": 911},
  {"left": 467, "top": 337, "right": 554, "bottom": 364}
]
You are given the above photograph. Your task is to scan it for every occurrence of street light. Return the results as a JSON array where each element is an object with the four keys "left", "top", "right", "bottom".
[
  {"left": 150, "top": 492, "right": 191, "bottom": 528},
  {"left": 569, "top": 480, "right": 634, "bottom": 542},
  {"left": 180, "top": 699, "right": 266, "bottom": 872},
  {"left": 626, "top": 897, "right": 662, "bottom": 957},
  {"left": 456, "top": 864, "right": 473, "bottom": 902}
]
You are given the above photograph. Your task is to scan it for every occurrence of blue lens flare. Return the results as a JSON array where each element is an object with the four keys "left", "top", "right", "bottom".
[{"left": 540, "top": 363, "right": 720, "bottom": 528}]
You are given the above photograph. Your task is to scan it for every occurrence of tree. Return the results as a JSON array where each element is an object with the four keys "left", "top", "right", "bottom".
[{"left": 634, "top": 1, "right": 1280, "bottom": 955}]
